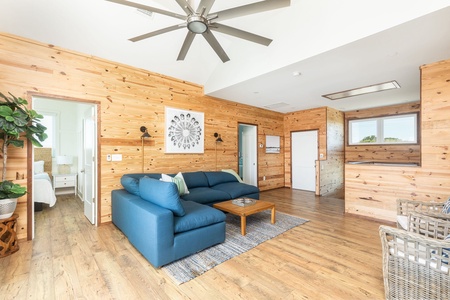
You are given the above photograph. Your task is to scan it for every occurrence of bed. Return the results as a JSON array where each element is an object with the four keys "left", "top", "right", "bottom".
[{"left": 34, "top": 148, "right": 57, "bottom": 208}]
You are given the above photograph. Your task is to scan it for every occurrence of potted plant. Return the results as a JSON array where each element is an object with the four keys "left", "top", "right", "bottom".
[{"left": 0, "top": 92, "right": 47, "bottom": 219}]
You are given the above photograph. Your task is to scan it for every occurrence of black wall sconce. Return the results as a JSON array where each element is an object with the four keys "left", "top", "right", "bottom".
[
  {"left": 140, "top": 126, "right": 151, "bottom": 139},
  {"left": 140, "top": 126, "right": 151, "bottom": 172},
  {"left": 214, "top": 132, "right": 223, "bottom": 143},
  {"left": 214, "top": 132, "right": 223, "bottom": 170}
]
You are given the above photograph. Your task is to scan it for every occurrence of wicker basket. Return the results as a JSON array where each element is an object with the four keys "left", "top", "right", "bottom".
[{"left": 0, "top": 198, "right": 18, "bottom": 219}]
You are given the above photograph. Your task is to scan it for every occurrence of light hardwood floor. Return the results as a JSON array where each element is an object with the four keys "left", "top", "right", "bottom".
[{"left": 0, "top": 189, "right": 389, "bottom": 299}]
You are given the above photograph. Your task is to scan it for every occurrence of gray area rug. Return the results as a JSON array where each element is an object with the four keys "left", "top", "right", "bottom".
[{"left": 162, "top": 211, "right": 308, "bottom": 284}]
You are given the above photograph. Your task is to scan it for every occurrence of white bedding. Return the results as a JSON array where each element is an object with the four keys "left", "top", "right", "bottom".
[{"left": 34, "top": 172, "right": 57, "bottom": 207}]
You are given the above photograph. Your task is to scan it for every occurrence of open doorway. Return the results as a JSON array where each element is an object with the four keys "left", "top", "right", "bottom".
[
  {"left": 30, "top": 95, "right": 99, "bottom": 238},
  {"left": 238, "top": 123, "right": 258, "bottom": 187}
]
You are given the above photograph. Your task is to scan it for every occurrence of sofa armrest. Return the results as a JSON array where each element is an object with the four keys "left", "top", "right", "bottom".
[
  {"left": 112, "top": 190, "right": 175, "bottom": 264},
  {"left": 379, "top": 224, "right": 450, "bottom": 299}
]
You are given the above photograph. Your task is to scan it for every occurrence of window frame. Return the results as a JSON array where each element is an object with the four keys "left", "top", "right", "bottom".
[
  {"left": 348, "top": 113, "right": 419, "bottom": 146},
  {"left": 35, "top": 111, "right": 58, "bottom": 156}
]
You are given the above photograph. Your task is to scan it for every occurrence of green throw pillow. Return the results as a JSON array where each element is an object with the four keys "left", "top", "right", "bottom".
[{"left": 161, "top": 173, "right": 190, "bottom": 195}]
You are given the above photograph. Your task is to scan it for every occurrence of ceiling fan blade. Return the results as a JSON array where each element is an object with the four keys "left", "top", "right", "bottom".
[
  {"left": 210, "top": 23, "right": 272, "bottom": 46},
  {"left": 175, "top": 0, "right": 194, "bottom": 15},
  {"left": 196, "top": 0, "right": 215, "bottom": 15},
  {"left": 106, "top": 0, "right": 186, "bottom": 20},
  {"left": 202, "top": 29, "right": 230, "bottom": 62},
  {"left": 177, "top": 32, "right": 196, "bottom": 61},
  {"left": 129, "top": 24, "right": 185, "bottom": 42},
  {"left": 211, "top": 0, "right": 290, "bottom": 22}
]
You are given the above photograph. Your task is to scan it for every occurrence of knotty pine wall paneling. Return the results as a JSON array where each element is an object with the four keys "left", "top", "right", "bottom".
[
  {"left": 344, "top": 102, "right": 421, "bottom": 164},
  {"left": 345, "top": 59, "right": 450, "bottom": 222},
  {"left": 284, "top": 107, "right": 344, "bottom": 196},
  {"left": 0, "top": 32, "right": 284, "bottom": 240},
  {"left": 320, "top": 107, "right": 344, "bottom": 196}
]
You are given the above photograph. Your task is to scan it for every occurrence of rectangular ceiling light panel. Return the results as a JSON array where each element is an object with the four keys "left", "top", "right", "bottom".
[{"left": 322, "top": 80, "right": 400, "bottom": 100}]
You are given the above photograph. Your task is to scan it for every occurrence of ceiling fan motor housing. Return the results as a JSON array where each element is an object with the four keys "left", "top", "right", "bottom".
[{"left": 187, "top": 15, "right": 208, "bottom": 34}]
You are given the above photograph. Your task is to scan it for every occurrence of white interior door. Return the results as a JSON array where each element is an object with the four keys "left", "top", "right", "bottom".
[
  {"left": 241, "top": 124, "right": 258, "bottom": 187},
  {"left": 83, "top": 107, "right": 96, "bottom": 224},
  {"left": 292, "top": 130, "right": 318, "bottom": 191}
]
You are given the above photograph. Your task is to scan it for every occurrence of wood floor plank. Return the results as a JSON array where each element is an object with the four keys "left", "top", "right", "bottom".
[{"left": 0, "top": 188, "right": 388, "bottom": 299}]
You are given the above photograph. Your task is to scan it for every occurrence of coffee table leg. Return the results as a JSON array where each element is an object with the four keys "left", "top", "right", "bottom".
[
  {"left": 271, "top": 206, "right": 276, "bottom": 224},
  {"left": 241, "top": 216, "right": 246, "bottom": 235}
]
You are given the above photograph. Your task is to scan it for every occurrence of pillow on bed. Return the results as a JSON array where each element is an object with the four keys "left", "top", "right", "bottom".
[{"left": 34, "top": 160, "right": 45, "bottom": 174}]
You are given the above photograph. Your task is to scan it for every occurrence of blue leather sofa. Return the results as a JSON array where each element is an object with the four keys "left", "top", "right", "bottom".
[{"left": 111, "top": 171, "right": 259, "bottom": 267}]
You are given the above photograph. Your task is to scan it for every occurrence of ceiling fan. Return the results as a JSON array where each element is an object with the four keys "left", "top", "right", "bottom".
[{"left": 106, "top": 0, "right": 290, "bottom": 62}]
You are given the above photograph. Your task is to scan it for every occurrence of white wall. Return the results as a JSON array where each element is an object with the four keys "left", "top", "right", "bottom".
[{"left": 34, "top": 97, "right": 91, "bottom": 176}]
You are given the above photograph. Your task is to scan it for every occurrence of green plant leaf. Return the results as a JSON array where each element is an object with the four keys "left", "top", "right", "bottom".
[
  {"left": 0, "top": 106, "right": 13, "bottom": 117},
  {"left": 0, "top": 180, "right": 27, "bottom": 199}
]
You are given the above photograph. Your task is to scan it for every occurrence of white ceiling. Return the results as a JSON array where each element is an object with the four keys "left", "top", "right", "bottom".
[{"left": 1, "top": 0, "right": 449, "bottom": 113}]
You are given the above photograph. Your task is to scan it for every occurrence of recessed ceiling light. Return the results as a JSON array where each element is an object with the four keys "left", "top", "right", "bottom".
[
  {"left": 292, "top": 71, "right": 301, "bottom": 76},
  {"left": 322, "top": 80, "right": 400, "bottom": 100}
]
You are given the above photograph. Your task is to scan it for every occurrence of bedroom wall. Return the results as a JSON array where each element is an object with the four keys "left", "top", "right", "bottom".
[
  {"left": 33, "top": 99, "right": 87, "bottom": 174},
  {"left": 0, "top": 32, "right": 285, "bottom": 240}
]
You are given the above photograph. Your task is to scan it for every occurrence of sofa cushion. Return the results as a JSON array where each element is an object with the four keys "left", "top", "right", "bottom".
[
  {"left": 139, "top": 177, "right": 185, "bottom": 217},
  {"left": 204, "top": 171, "right": 238, "bottom": 187},
  {"left": 212, "top": 182, "right": 260, "bottom": 199},
  {"left": 181, "top": 187, "right": 231, "bottom": 204},
  {"left": 125, "top": 173, "right": 162, "bottom": 180},
  {"left": 121, "top": 175, "right": 141, "bottom": 196},
  {"left": 221, "top": 169, "right": 243, "bottom": 183},
  {"left": 174, "top": 201, "right": 225, "bottom": 233},
  {"left": 182, "top": 171, "right": 209, "bottom": 189},
  {"left": 442, "top": 197, "right": 450, "bottom": 214},
  {"left": 161, "top": 173, "right": 190, "bottom": 195}
]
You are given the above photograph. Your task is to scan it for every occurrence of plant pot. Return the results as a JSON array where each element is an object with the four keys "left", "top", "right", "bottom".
[{"left": 0, "top": 198, "right": 18, "bottom": 219}]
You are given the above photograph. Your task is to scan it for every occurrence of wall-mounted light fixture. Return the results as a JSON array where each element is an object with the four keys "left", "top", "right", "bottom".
[
  {"left": 140, "top": 126, "right": 151, "bottom": 172},
  {"left": 322, "top": 80, "right": 400, "bottom": 100},
  {"left": 214, "top": 132, "right": 223, "bottom": 143},
  {"left": 214, "top": 132, "right": 223, "bottom": 170}
]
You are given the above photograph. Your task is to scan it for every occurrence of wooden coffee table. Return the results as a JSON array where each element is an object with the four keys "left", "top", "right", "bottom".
[{"left": 213, "top": 200, "right": 276, "bottom": 236}]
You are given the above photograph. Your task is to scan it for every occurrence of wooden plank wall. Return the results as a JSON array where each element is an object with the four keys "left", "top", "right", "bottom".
[
  {"left": 345, "top": 59, "right": 450, "bottom": 222},
  {"left": 345, "top": 102, "right": 421, "bottom": 164},
  {"left": 320, "top": 107, "right": 344, "bottom": 196},
  {"left": 0, "top": 33, "right": 285, "bottom": 239},
  {"left": 283, "top": 107, "right": 344, "bottom": 195}
]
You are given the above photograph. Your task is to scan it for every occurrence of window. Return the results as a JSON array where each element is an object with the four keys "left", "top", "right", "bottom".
[
  {"left": 349, "top": 113, "right": 418, "bottom": 145},
  {"left": 37, "top": 113, "right": 57, "bottom": 153}
]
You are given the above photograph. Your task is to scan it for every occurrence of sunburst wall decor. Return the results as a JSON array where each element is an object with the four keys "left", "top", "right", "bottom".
[{"left": 165, "top": 107, "right": 204, "bottom": 154}]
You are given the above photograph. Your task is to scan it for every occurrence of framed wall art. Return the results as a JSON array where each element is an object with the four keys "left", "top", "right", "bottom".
[
  {"left": 266, "top": 135, "right": 281, "bottom": 154},
  {"left": 165, "top": 107, "right": 204, "bottom": 153}
]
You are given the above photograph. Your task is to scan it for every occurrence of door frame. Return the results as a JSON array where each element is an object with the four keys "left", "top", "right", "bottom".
[
  {"left": 237, "top": 122, "right": 258, "bottom": 187},
  {"left": 290, "top": 129, "right": 320, "bottom": 195},
  {"left": 26, "top": 92, "right": 101, "bottom": 240}
]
